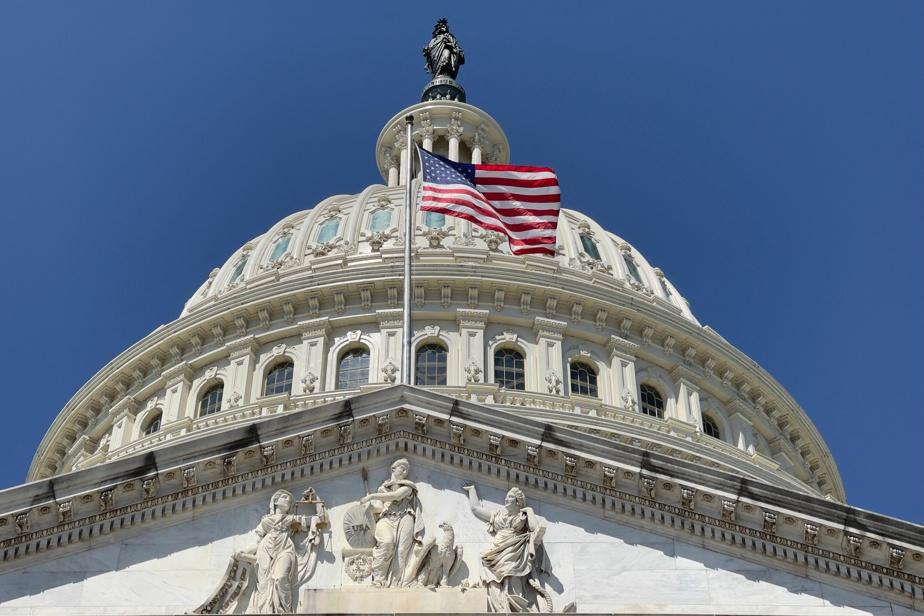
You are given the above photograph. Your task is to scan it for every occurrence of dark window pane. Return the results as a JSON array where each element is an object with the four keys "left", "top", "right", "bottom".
[
  {"left": 199, "top": 383, "right": 224, "bottom": 416},
  {"left": 580, "top": 234, "right": 601, "bottom": 260},
  {"left": 494, "top": 348, "right": 525, "bottom": 391},
  {"left": 338, "top": 349, "right": 370, "bottom": 390},
  {"left": 264, "top": 362, "right": 294, "bottom": 396},
  {"left": 624, "top": 255, "right": 643, "bottom": 284},
  {"left": 415, "top": 344, "right": 447, "bottom": 385},
  {"left": 143, "top": 413, "right": 162, "bottom": 436},
  {"left": 639, "top": 384, "right": 664, "bottom": 419},
  {"left": 702, "top": 415, "right": 720, "bottom": 439},
  {"left": 569, "top": 362, "right": 598, "bottom": 397}
]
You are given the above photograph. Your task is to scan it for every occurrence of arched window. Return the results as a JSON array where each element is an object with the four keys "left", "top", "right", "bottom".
[
  {"left": 198, "top": 383, "right": 224, "bottom": 416},
  {"left": 579, "top": 234, "right": 601, "bottom": 260},
  {"left": 569, "top": 362, "right": 598, "bottom": 397},
  {"left": 423, "top": 211, "right": 445, "bottom": 229},
  {"left": 702, "top": 415, "right": 721, "bottom": 439},
  {"left": 229, "top": 256, "right": 248, "bottom": 282},
  {"left": 142, "top": 412, "right": 162, "bottom": 436},
  {"left": 624, "top": 254, "right": 643, "bottom": 284},
  {"left": 337, "top": 348, "right": 370, "bottom": 390},
  {"left": 317, "top": 218, "right": 340, "bottom": 244},
  {"left": 494, "top": 348, "right": 525, "bottom": 391},
  {"left": 639, "top": 384, "right": 664, "bottom": 419},
  {"left": 659, "top": 278, "right": 672, "bottom": 297},
  {"left": 268, "top": 234, "right": 291, "bottom": 261},
  {"left": 369, "top": 209, "right": 392, "bottom": 232},
  {"left": 415, "top": 343, "right": 448, "bottom": 386},
  {"left": 264, "top": 362, "right": 294, "bottom": 396}
]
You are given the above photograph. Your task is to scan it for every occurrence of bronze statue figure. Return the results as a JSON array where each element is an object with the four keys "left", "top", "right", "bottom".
[{"left": 423, "top": 18, "right": 465, "bottom": 80}]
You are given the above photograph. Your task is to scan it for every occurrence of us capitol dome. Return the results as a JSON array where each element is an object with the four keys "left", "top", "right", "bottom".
[
  {"left": 28, "top": 63, "right": 841, "bottom": 506},
  {"left": 4, "top": 20, "right": 922, "bottom": 616}
]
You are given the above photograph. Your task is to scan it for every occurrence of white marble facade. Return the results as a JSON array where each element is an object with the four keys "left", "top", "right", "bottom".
[{"left": 0, "top": 461, "right": 917, "bottom": 615}]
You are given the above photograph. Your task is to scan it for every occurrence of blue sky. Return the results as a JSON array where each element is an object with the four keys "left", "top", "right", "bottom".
[{"left": 0, "top": 2, "right": 921, "bottom": 523}]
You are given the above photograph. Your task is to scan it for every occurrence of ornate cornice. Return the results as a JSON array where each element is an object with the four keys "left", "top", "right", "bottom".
[
  {"left": 532, "top": 316, "right": 567, "bottom": 340},
  {"left": 299, "top": 317, "right": 331, "bottom": 340},
  {"left": 456, "top": 308, "right": 488, "bottom": 329},
  {"left": 607, "top": 334, "right": 639, "bottom": 359},
  {"left": 2, "top": 387, "right": 921, "bottom": 608}
]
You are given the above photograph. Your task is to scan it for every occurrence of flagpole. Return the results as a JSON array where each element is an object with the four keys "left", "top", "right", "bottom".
[{"left": 401, "top": 114, "right": 414, "bottom": 386}]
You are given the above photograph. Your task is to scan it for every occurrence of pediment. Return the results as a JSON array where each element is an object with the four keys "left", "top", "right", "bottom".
[{"left": 0, "top": 386, "right": 921, "bottom": 614}]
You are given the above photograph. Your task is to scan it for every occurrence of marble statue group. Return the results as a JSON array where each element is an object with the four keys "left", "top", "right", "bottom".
[{"left": 196, "top": 458, "right": 554, "bottom": 614}]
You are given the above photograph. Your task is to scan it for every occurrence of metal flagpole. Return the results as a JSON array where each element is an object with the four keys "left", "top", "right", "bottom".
[{"left": 401, "top": 114, "right": 414, "bottom": 386}]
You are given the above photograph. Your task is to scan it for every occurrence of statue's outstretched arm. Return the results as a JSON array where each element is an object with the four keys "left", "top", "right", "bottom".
[
  {"left": 462, "top": 484, "right": 492, "bottom": 522},
  {"left": 361, "top": 485, "right": 411, "bottom": 504}
]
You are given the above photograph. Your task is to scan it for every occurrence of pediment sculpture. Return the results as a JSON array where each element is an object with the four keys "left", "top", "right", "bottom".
[
  {"left": 196, "top": 459, "right": 561, "bottom": 613},
  {"left": 463, "top": 484, "right": 554, "bottom": 613},
  {"left": 193, "top": 488, "right": 328, "bottom": 614}
]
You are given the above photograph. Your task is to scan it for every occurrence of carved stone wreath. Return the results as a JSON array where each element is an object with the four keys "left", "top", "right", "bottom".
[{"left": 344, "top": 554, "right": 374, "bottom": 582}]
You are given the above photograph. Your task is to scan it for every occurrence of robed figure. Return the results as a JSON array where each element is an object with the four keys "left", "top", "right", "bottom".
[
  {"left": 360, "top": 458, "right": 426, "bottom": 587},
  {"left": 423, "top": 18, "right": 465, "bottom": 80},
  {"left": 242, "top": 489, "right": 322, "bottom": 613},
  {"left": 464, "top": 485, "right": 554, "bottom": 613}
]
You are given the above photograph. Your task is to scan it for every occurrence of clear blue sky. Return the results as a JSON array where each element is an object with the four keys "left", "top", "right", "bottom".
[{"left": 1, "top": 2, "right": 921, "bottom": 523}]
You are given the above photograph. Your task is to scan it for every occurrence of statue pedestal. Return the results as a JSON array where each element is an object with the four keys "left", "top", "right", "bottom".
[
  {"left": 421, "top": 77, "right": 466, "bottom": 102},
  {"left": 300, "top": 586, "right": 487, "bottom": 614}
]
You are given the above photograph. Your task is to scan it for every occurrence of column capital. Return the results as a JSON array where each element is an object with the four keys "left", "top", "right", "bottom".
[
  {"left": 299, "top": 317, "right": 331, "bottom": 340},
  {"left": 162, "top": 363, "right": 194, "bottom": 387},
  {"left": 607, "top": 335, "right": 639, "bottom": 360},
  {"left": 225, "top": 335, "right": 261, "bottom": 359},
  {"left": 376, "top": 309, "right": 404, "bottom": 328},
  {"left": 457, "top": 308, "right": 489, "bottom": 329},
  {"left": 110, "top": 397, "right": 140, "bottom": 422},
  {"left": 533, "top": 316, "right": 568, "bottom": 340},
  {"left": 671, "top": 364, "right": 700, "bottom": 386}
]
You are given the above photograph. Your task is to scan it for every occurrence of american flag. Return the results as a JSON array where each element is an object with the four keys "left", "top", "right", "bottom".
[{"left": 418, "top": 148, "right": 560, "bottom": 256}]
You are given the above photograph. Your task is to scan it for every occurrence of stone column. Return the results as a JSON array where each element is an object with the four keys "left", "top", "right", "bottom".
[
  {"left": 448, "top": 112, "right": 464, "bottom": 162},
  {"left": 606, "top": 335, "right": 639, "bottom": 409},
  {"left": 471, "top": 124, "right": 487, "bottom": 164},
  {"left": 161, "top": 364, "right": 194, "bottom": 424},
  {"left": 383, "top": 148, "right": 399, "bottom": 188},
  {"left": 421, "top": 112, "right": 434, "bottom": 153},
  {"left": 457, "top": 309, "right": 489, "bottom": 385},
  {"left": 299, "top": 317, "right": 331, "bottom": 394},
  {"left": 672, "top": 365, "right": 703, "bottom": 426},
  {"left": 225, "top": 337, "right": 261, "bottom": 408},
  {"left": 399, "top": 143, "right": 409, "bottom": 185},
  {"left": 533, "top": 317, "right": 568, "bottom": 395},
  {"left": 377, "top": 309, "right": 404, "bottom": 383}
]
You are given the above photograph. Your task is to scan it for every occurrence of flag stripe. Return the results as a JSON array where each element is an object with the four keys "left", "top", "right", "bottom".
[
  {"left": 420, "top": 204, "right": 558, "bottom": 245},
  {"left": 475, "top": 177, "right": 560, "bottom": 189},
  {"left": 476, "top": 183, "right": 561, "bottom": 195},
  {"left": 475, "top": 164, "right": 556, "bottom": 173},
  {"left": 418, "top": 148, "right": 560, "bottom": 256},
  {"left": 479, "top": 191, "right": 560, "bottom": 204},
  {"left": 420, "top": 200, "right": 558, "bottom": 235},
  {"left": 422, "top": 185, "right": 560, "bottom": 219}
]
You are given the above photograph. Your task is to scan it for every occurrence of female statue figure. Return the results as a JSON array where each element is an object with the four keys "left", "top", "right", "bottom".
[
  {"left": 463, "top": 484, "right": 553, "bottom": 613},
  {"left": 238, "top": 489, "right": 322, "bottom": 614},
  {"left": 360, "top": 458, "right": 425, "bottom": 587},
  {"left": 423, "top": 18, "right": 465, "bottom": 80}
]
